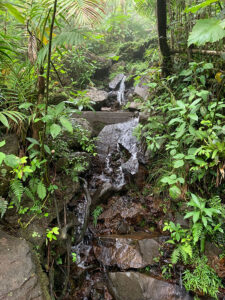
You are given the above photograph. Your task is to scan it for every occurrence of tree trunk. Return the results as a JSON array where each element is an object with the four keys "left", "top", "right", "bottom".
[{"left": 157, "top": 0, "right": 172, "bottom": 76}]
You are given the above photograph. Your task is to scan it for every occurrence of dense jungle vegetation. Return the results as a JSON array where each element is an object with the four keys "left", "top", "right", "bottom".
[{"left": 0, "top": 0, "right": 225, "bottom": 299}]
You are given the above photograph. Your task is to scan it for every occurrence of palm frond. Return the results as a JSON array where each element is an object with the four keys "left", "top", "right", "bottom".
[
  {"left": 44, "top": 0, "right": 105, "bottom": 25},
  {"left": 134, "top": 0, "right": 154, "bottom": 18},
  {"left": 37, "top": 28, "right": 84, "bottom": 65}
]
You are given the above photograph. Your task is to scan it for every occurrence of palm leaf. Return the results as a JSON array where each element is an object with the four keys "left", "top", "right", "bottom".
[{"left": 44, "top": 0, "right": 105, "bottom": 25}]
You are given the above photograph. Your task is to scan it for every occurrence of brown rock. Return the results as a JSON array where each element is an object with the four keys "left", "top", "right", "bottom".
[
  {"left": 93, "top": 233, "right": 163, "bottom": 269},
  {"left": 108, "top": 272, "right": 193, "bottom": 300},
  {"left": 0, "top": 229, "right": 48, "bottom": 300}
]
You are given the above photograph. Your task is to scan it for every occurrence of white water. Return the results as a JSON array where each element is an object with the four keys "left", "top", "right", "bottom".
[{"left": 117, "top": 75, "right": 126, "bottom": 105}]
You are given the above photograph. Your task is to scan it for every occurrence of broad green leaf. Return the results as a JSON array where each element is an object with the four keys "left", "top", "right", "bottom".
[
  {"left": 60, "top": 117, "right": 73, "bottom": 133},
  {"left": 0, "top": 113, "right": 9, "bottom": 128},
  {"left": 0, "top": 140, "right": 6, "bottom": 148},
  {"left": 189, "top": 113, "right": 198, "bottom": 121},
  {"left": 50, "top": 124, "right": 61, "bottom": 139},
  {"left": 184, "top": 211, "right": 195, "bottom": 219},
  {"left": 185, "top": 0, "right": 218, "bottom": 13},
  {"left": 175, "top": 123, "right": 186, "bottom": 139},
  {"left": 55, "top": 102, "right": 65, "bottom": 116},
  {"left": 169, "top": 185, "right": 181, "bottom": 199},
  {"left": 188, "top": 19, "right": 225, "bottom": 46},
  {"left": 202, "top": 216, "right": 208, "bottom": 227},
  {"left": 190, "top": 193, "right": 201, "bottom": 207},
  {"left": 174, "top": 153, "right": 185, "bottom": 159},
  {"left": 19, "top": 103, "right": 33, "bottom": 109},
  {"left": 193, "top": 211, "right": 200, "bottom": 223},
  {"left": 180, "top": 69, "right": 192, "bottom": 76},
  {"left": 44, "top": 145, "right": 51, "bottom": 154},
  {"left": 4, "top": 154, "right": 20, "bottom": 168},
  {"left": 174, "top": 159, "right": 184, "bottom": 168},
  {"left": 26, "top": 137, "right": 40, "bottom": 145},
  {"left": 37, "top": 181, "right": 46, "bottom": 200}
]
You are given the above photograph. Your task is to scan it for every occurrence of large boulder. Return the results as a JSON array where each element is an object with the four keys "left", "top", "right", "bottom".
[
  {"left": 108, "top": 272, "right": 193, "bottom": 300},
  {"left": 0, "top": 229, "right": 49, "bottom": 300},
  {"left": 96, "top": 118, "right": 147, "bottom": 189},
  {"left": 86, "top": 88, "right": 108, "bottom": 110},
  {"left": 109, "top": 74, "right": 125, "bottom": 90},
  {"left": 94, "top": 233, "right": 164, "bottom": 269},
  {"left": 134, "top": 76, "right": 149, "bottom": 100}
]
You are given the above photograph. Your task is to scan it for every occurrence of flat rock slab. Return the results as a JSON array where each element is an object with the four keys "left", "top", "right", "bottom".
[
  {"left": 108, "top": 272, "right": 193, "bottom": 300},
  {"left": 0, "top": 230, "right": 44, "bottom": 300},
  {"left": 94, "top": 233, "right": 165, "bottom": 269},
  {"left": 72, "top": 111, "right": 135, "bottom": 135}
]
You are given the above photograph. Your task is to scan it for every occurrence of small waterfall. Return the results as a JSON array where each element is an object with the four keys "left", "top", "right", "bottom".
[{"left": 117, "top": 75, "right": 126, "bottom": 105}]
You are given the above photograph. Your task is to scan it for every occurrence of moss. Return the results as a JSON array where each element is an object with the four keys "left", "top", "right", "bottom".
[{"left": 30, "top": 246, "right": 51, "bottom": 300}]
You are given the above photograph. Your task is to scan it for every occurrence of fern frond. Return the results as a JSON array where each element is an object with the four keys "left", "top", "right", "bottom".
[
  {"left": 180, "top": 244, "right": 192, "bottom": 264},
  {"left": 171, "top": 247, "right": 180, "bottom": 264},
  {"left": 24, "top": 187, "right": 35, "bottom": 202},
  {"left": 10, "top": 179, "right": 24, "bottom": 204},
  {"left": 193, "top": 223, "right": 203, "bottom": 244},
  {"left": 0, "top": 197, "right": 7, "bottom": 218}
]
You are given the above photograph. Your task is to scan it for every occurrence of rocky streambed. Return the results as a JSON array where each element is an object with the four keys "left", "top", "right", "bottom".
[{"left": 0, "top": 73, "right": 220, "bottom": 300}]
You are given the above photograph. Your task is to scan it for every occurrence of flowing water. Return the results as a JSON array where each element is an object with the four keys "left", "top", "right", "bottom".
[{"left": 117, "top": 75, "right": 126, "bottom": 105}]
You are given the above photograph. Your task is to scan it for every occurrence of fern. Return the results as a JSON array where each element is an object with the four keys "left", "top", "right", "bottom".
[
  {"left": 171, "top": 247, "right": 180, "bottom": 264},
  {"left": 24, "top": 187, "right": 35, "bottom": 202},
  {"left": 0, "top": 197, "right": 7, "bottom": 218},
  {"left": 171, "top": 244, "right": 193, "bottom": 264},
  {"left": 10, "top": 179, "right": 24, "bottom": 206},
  {"left": 192, "top": 223, "right": 203, "bottom": 244}
]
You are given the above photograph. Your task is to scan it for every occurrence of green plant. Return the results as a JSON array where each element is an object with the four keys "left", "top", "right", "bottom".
[
  {"left": 92, "top": 206, "right": 103, "bottom": 227},
  {"left": 161, "top": 263, "right": 173, "bottom": 280},
  {"left": 183, "top": 256, "right": 222, "bottom": 299},
  {"left": 71, "top": 252, "right": 77, "bottom": 263},
  {"left": 163, "top": 221, "right": 193, "bottom": 264},
  {"left": 46, "top": 226, "right": 59, "bottom": 243},
  {"left": 184, "top": 193, "right": 223, "bottom": 252}
]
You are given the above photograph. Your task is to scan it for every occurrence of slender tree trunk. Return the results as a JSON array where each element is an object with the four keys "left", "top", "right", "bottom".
[{"left": 156, "top": 0, "right": 172, "bottom": 76}]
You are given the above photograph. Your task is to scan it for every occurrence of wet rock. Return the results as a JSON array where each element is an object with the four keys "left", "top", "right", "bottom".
[
  {"left": 71, "top": 271, "right": 113, "bottom": 300},
  {"left": 134, "top": 78, "right": 149, "bottom": 100},
  {"left": 97, "top": 196, "right": 147, "bottom": 234},
  {"left": 92, "top": 182, "right": 114, "bottom": 208},
  {"left": 96, "top": 118, "right": 142, "bottom": 186},
  {"left": 139, "top": 111, "right": 150, "bottom": 124},
  {"left": 0, "top": 229, "right": 48, "bottom": 300},
  {"left": 86, "top": 88, "right": 108, "bottom": 110},
  {"left": 94, "top": 233, "right": 164, "bottom": 269},
  {"left": 128, "top": 101, "right": 142, "bottom": 111},
  {"left": 109, "top": 73, "right": 125, "bottom": 90},
  {"left": 0, "top": 134, "right": 19, "bottom": 196},
  {"left": 108, "top": 272, "right": 192, "bottom": 300},
  {"left": 73, "top": 111, "right": 135, "bottom": 136}
]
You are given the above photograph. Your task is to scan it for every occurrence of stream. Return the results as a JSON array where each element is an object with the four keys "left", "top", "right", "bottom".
[{"left": 63, "top": 74, "right": 193, "bottom": 300}]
